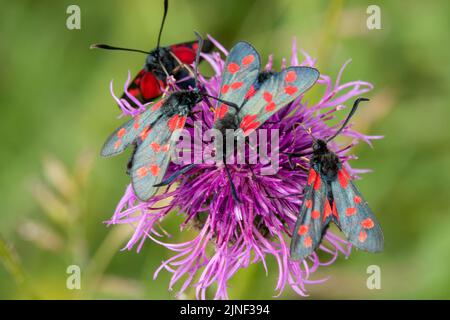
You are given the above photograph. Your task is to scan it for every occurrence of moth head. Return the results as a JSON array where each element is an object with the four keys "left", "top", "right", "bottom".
[{"left": 312, "top": 139, "right": 328, "bottom": 153}]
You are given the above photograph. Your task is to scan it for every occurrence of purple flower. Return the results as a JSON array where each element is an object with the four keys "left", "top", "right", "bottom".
[{"left": 106, "top": 36, "right": 380, "bottom": 299}]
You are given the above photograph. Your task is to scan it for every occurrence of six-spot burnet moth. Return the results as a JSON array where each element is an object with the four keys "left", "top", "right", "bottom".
[
  {"left": 101, "top": 33, "right": 237, "bottom": 201},
  {"left": 289, "top": 98, "right": 384, "bottom": 260},
  {"left": 154, "top": 41, "right": 319, "bottom": 202},
  {"left": 91, "top": 0, "right": 213, "bottom": 107}
]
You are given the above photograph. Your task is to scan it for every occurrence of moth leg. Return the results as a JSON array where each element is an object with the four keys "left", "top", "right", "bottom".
[
  {"left": 154, "top": 163, "right": 197, "bottom": 187},
  {"left": 169, "top": 52, "right": 196, "bottom": 78},
  {"left": 224, "top": 162, "right": 241, "bottom": 203}
]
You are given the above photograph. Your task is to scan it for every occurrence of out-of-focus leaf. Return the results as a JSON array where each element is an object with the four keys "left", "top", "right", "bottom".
[
  {"left": 43, "top": 154, "right": 77, "bottom": 199},
  {"left": 28, "top": 178, "right": 71, "bottom": 226},
  {"left": 0, "top": 235, "right": 26, "bottom": 284},
  {"left": 16, "top": 219, "right": 64, "bottom": 252}
]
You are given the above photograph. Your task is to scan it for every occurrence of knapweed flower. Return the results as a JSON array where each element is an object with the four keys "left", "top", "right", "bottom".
[{"left": 106, "top": 36, "right": 380, "bottom": 299}]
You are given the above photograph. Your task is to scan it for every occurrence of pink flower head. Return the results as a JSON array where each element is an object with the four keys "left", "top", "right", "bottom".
[{"left": 106, "top": 36, "right": 380, "bottom": 299}]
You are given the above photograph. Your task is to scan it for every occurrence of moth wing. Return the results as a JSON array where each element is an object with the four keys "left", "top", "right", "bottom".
[
  {"left": 170, "top": 39, "right": 214, "bottom": 65},
  {"left": 236, "top": 66, "right": 319, "bottom": 137},
  {"left": 214, "top": 42, "right": 261, "bottom": 122},
  {"left": 290, "top": 169, "right": 329, "bottom": 260},
  {"left": 131, "top": 112, "right": 188, "bottom": 201},
  {"left": 101, "top": 100, "right": 165, "bottom": 157},
  {"left": 331, "top": 167, "right": 384, "bottom": 252}
]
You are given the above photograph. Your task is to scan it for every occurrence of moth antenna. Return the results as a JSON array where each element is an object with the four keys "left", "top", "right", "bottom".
[
  {"left": 284, "top": 123, "right": 316, "bottom": 167},
  {"left": 158, "top": 57, "right": 171, "bottom": 79},
  {"left": 326, "top": 97, "right": 369, "bottom": 143},
  {"left": 156, "top": 0, "right": 169, "bottom": 51},
  {"left": 90, "top": 44, "right": 150, "bottom": 55}
]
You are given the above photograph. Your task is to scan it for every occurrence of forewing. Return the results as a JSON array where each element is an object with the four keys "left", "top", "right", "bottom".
[
  {"left": 331, "top": 167, "right": 384, "bottom": 252},
  {"left": 131, "top": 112, "right": 188, "bottom": 201},
  {"left": 236, "top": 67, "right": 319, "bottom": 137},
  {"left": 214, "top": 42, "right": 261, "bottom": 121},
  {"left": 101, "top": 100, "right": 165, "bottom": 157},
  {"left": 290, "top": 169, "right": 329, "bottom": 260}
]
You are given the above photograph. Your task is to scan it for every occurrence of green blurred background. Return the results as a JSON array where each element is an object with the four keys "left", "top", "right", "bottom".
[{"left": 1, "top": 0, "right": 449, "bottom": 299}]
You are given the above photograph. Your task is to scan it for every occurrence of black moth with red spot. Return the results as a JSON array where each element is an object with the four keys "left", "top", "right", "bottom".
[
  {"left": 101, "top": 87, "right": 203, "bottom": 201},
  {"left": 122, "top": 40, "right": 213, "bottom": 106},
  {"left": 290, "top": 98, "right": 384, "bottom": 260},
  {"left": 92, "top": 0, "right": 213, "bottom": 107}
]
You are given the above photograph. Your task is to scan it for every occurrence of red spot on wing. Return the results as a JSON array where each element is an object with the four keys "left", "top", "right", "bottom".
[
  {"left": 265, "top": 102, "right": 276, "bottom": 112},
  {"left": 359, "top": 230, "right": 367, "bottom": 243},
  {"left": 140, "top": 72, "right": 163, "bottom": 100},
  {"left": 312, "top": 210, "right": 320, "bottom": 220},
  {"left": 342, "top": 168, "right": 350, "bottom": 179},
  {"left": 307, "top": 169, "right": 317, "bottom": 185},
  {"left": 313, "top": 174, "right": 321, "bottom": 190},
  {"left": 151, "top": 142, "right": 161, "bottom": 152},
  {"left": 192, "top": 43, "right": 199, "bottom": 51},
  {"left": 150, "top": 164, "right": 160, "bottom": 176},
  {"left": 240, "top": 114, "right": 260, "bottom": 136},
  {"left": 338, "top": 169, "right": 349, "bottom": 189},
  {"left": 221, "top": 84, "right": 230, "bottom": 94},
  {"left": 168, "top": 115, "right": 180, "bottom": 131},
  {"left": 137, "top": 166, "right": 148, "bottom": 178},
  {"left": 215, "top": 104, "right": 229, "bottom": 120},
  {"left": 285, "top": 70, "right": 297, "bottom": 82},
  {"left": 332, "top": 201, "right": 339, "bottom": 219},
  {"left": 231, "top": 82, "right": 244, "bottom": 90},
  {"left": 361, "top": 218, "right": 375, "bottom": 229},
  {"left": 245, "top": 85, "right": 256, "bottom": 99},
  {"left": 117, "top": 128, "right": 126, "bottom": 138},
  {"left": 242, "top": 54, "right": 255, "bottom": 66},
  {"left": 303, "top": 236, "right": 313, "bottom": 248},
  {"left": 323, "top": 200, "right": 332, "bottom": 220},
  {"left": 133, "top": 118, "right": 140, "bottom": 130},
  {"left": 171, "top": 46, "right": 196, "bottom": 64},
  {"left": 128, "top": 88, "right": 140, "bottom": 98},
  {"left": 162, "top": 144, "right": 170, "bottom": 152},
  {"left": 346, "top": 207, "right": 357, "bottom": 216},
  {"left": 298, "top": 225, "right": 309, "bottom": 236},
  {"left": 354, "top": 195, "right": 362, "bottom": 204},
  {"left": 263, "top": 91, "right": 273, "bottom": 102},
  {"left": 114, "top": 140, "right": 121, "bottom": 150},
  {"left": 284, "top": 85, "right": 298, "bottom": 95},
  {"left": 177, "top": 116, "right": 187, "bottom": 129},
  {"left": 152, "top": 100, "right": 164, "bottom": 111},
  {"left": 305, "top": 199, "right": 312, "bottom": 209},
  {"left": 227, "top": 62, "right": 240, "bottom": 74}
]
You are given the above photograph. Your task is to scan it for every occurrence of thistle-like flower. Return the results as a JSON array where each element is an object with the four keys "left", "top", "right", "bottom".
[{"left": 106, "top": 36, "right": 380, "bottom": 299}]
